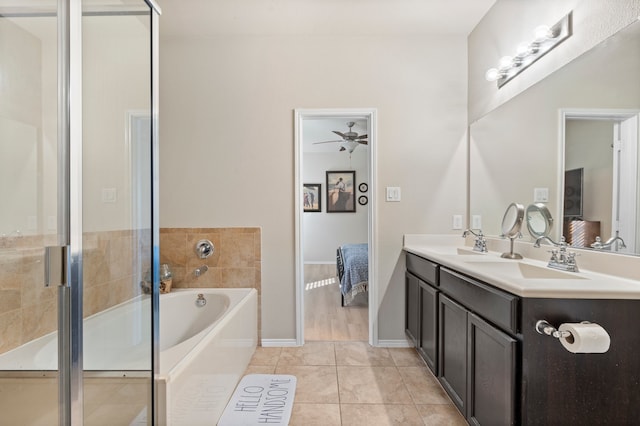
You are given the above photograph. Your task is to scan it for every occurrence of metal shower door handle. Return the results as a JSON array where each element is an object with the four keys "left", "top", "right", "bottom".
[{"left": 45, "top": 245, "right": 70, "bottom": 287}]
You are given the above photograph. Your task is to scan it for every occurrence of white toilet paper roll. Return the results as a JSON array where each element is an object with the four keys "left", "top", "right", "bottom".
[{"left": 558, "top": 322, "right": 611, "bottom": 354}]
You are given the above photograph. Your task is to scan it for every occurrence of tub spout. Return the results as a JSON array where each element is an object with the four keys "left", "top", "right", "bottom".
[
  {"left": 194, "top": 265, "right": 209, "bottom": 277},
  {"left": 196, "top": 293, "right": 207, "bottom": 307}
]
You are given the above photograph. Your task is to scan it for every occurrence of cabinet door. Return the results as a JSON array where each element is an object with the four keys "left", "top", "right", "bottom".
[
  {"left": 439, "top": 294, "right": 467, "bottom": 415},
  {"left": 418, "top": 281, "right": 438, "bottom": 373},
  {"left": 405, "top": 272, "right": 420, "bottom": 346},
  {"left": 467, "top": 312, "right": 517, "bottom": 426}
]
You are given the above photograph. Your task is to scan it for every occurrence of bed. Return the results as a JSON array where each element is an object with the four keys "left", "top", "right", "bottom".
[{"left": 336, "top": 243, "right": 368, "bottom": 306}]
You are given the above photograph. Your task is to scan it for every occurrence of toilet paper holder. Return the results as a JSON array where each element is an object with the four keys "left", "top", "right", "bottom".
[{"left": 535, "top": 319, "right": 576, "bottom": 339}]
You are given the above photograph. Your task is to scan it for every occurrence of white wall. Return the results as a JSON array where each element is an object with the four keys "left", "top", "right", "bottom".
[
  {"left": 302, "top": 150, "right": 368, "bottom": 263},
  {"left": 159, "top": 33, "right": 469, "bottom": 341},
  {"left": 565, "top": 120, "right": 613, "bottom": 235},
  {"left": 468, "top": 0, "right": 640, "bottom": 123}
]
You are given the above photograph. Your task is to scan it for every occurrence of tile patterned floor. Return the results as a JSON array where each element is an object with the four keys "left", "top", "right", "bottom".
[{"left": 246, "top": 342, "right": 467, "bottom": 426}]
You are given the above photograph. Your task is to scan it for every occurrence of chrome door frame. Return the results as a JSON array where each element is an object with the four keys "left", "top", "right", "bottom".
[
  {"left": 57, "top": 0, "right": 83, "bottom": 424},
  {"left": 57, "top": 1, "right": 161, "bottom": 424}
]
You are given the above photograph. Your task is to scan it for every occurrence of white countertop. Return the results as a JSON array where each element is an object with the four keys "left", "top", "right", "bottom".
[{"left": 403, "top": 234, "right": 640, "bottom": 299}]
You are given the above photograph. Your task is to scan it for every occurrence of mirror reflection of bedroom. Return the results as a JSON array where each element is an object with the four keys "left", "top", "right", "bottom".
[{"left": 302, "top": 116, "right": 370, "bottom": 341}]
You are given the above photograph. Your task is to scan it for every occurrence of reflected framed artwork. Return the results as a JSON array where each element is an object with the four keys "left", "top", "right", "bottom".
[
  {"left": 303, "top": 183, "right": 321, "bottom": 212},
  {"left": 326, "top": 171, "right": 355, "bottom": 213}
]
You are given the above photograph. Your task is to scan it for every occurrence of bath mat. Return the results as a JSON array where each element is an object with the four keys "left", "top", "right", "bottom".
[{"left": 218, "top": 374, "right": 297, "bottom": 426}]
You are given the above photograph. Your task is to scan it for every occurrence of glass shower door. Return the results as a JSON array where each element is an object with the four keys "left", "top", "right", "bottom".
[
  {"left": 0, "top": 2, "right": 62, "bottom": 424},
  {"left": 81, "top": 2, "right": 155, "bottom": 424},
  {"left": 0, "top": 1, "right": 159, "bottom": 424}
]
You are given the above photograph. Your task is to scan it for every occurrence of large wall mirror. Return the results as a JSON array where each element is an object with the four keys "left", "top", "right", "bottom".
[{"left": 470, "top": 19, "right": 640, "bottom": 256}]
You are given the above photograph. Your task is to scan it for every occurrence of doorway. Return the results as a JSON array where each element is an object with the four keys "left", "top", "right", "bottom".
[
  {"left": 561, "top": 109, "right": 640, "bottom": 253},
  {"left": 294, "top": 109, "right": 377, "bottom": 346}
]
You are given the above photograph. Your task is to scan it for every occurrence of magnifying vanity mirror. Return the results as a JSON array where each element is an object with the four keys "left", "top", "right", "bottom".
[
  {"left": 470, "top": 18, "right": 640, "bottom": 256},
  {"left": 500, "top": 203, "right": 524, "bottom": 259},
  {"left": 526, "top": 203, "right": 553, "bottom": 239}
]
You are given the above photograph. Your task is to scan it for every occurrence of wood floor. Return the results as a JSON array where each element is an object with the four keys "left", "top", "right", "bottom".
[{"left": 304, "top": 264, "right": 368, "bottom": 341}]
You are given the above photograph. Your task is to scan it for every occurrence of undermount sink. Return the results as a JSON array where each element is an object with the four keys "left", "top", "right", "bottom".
[
  {"left": 463, "top": 261, "right": 588, "bottom": 280},
  {"left": 423, "top": 247, "right": 486, "bottom": 256}
]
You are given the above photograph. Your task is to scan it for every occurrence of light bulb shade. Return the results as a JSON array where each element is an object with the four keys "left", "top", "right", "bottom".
[
  {"left": 534, "top": 25, "right": 552, "bottom": 42},
  {"left": 485, "top": 68, "right": 500, "bottom": 82},
  {"left": 516, "top": 42, "right": 530, "bottom": 57},
  {"left": 498, "top": 56, "right": 513, "bottom": 70}
]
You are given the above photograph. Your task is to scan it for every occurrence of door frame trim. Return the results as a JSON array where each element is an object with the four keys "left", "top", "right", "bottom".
[{"left": 294, "top": 108, "right": 378, "bottom": 346}]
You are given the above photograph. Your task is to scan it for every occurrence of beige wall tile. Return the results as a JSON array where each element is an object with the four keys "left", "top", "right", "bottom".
[
  {"left": 0, "top": 310, "right": 22, "bottom": 353},
  {"left": 21, "top": 299, "right": 57, "bottom": 343},
  {"left": 0, "top": 253, "right": 23, "bottom": 290},
  {"left": 0, "top": 290, "right": 21, "bottom": 315}
]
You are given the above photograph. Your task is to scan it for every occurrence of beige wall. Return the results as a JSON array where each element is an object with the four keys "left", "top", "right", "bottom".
[
  {"left": 468, "top": 0, "right": 640, "bottom": 123},
  {"left": 159, "top": 34, "right": 469, "bottom": 341}
]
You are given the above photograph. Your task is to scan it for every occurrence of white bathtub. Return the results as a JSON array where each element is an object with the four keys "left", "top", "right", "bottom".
[{"left": 0, "top": 288, "right": 257, "bottom": 425}]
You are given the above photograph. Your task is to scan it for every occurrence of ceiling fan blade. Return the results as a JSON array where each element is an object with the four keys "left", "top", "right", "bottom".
[
  {"left": 312, "top": 140, "right": 344, "bottom": 144},
  {"left": 357, "top": 140, "right": 368, "bottom": 145},
  {"left": 333, "top": 131, "right": 346, "bottom": 138},
  {"left": 356, "top": 134, "right": 368, "bottom": 139}
]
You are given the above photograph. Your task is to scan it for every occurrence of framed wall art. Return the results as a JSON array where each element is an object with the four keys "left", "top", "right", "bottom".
[
  {"left": 303, "top": 183, "right": 321, "bottom": 212},
  {"left": 326, "top": 171, "right": 356, "bottom": 213}
]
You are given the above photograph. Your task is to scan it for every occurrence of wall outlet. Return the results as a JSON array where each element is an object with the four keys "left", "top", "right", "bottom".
[
  {"left": 386, "top": 187, "right": 401, "bottom": 202},
  {"left": 102, "top": 188, "right": 117, "bottom": 203},
  {"left": 452, "top": 215, "right": 463, "bottom": 230},
  {"left": 534, "top": 187, "right": 549, "bottom": 202},
  {"left": 472, "top": 215, "right": 482, "bottom": 229}
]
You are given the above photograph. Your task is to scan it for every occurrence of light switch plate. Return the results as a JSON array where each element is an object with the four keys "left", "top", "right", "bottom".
[
  {"left": 472, "top": 215, "right": 482, "bottom": 229},
  {"left": 452, "top": 215, "right": 463, "bottom": 230},
  {"left": 386, "top": 187, "right": 401, "bottom": 202},
  {"left": 102, "top": 188, "right": 117, "bottom": 203},
  {"left": 534, "top": 187, "right": 549, "bottom": 202}
]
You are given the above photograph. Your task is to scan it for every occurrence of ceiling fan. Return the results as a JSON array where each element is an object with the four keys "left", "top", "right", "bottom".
[{"left": 312, "top": 121, "right": 368, "bottom": 153}]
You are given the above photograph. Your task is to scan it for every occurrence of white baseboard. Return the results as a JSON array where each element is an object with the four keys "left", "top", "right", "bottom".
[
  {"left": 376, "top": 339, "right": 413, "bottom": 348},
  {"left": 261, "top": 339, "right": 299, "bottom": 347}
]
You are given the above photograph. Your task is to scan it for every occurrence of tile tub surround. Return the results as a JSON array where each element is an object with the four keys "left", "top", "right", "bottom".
[
  {"left": 159, "top": 227, "right": 262, "bottom": 338},
  {"left": 0, "top": 230, "right": 146, "bottom": 355},
  {"left": 246, "top": 341, "right": 466, "bottom": 426}
]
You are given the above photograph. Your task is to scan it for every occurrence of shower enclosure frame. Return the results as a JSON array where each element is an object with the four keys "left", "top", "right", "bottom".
[{"left": 55, "top": 0, "right": 162, "bottom": 424}]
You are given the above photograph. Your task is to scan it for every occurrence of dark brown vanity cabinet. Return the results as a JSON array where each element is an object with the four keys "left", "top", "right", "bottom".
[
  {"left": 404, "top": 271, "right": 420, "bottom": 346},
  {"left": 405, "top": 253, "right": 439, "bottom": 373},
  {"left": 405, "top": 250, "right": 640, "bottom": 425},
  {"left": 467, "top": 312, "right": 517, "bottom": 426},
  {"left": 438, "top": 268, "right": 519, "bottom": 424},
  {"left": 438, "top": 294, "right": 467, "bottom": 414},
  {"left": 418, "top": 280, "right": 438, "bottom": 372},
  {"left": 405, "top": 252, "right": 519, "bottom": 425}
]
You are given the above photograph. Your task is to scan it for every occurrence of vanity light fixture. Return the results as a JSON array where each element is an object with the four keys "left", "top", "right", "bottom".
[{"left": 486, "top": 12, "right": 572, "bottom": 88}]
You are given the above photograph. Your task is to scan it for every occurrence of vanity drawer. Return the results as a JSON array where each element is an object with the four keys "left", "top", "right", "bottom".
[
  {"left": 406, "top": 253, "right": 439, "bottom": 285},
  {"left": 440, "top": 268, "right": 519, "bottom": 334}
]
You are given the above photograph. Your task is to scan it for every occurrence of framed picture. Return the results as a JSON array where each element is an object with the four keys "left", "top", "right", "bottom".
[
  {"left": 303, "top": 183, "right": 321, "bottom": 212},
  {"left": 326, "top": 171, "right": 356, "bottom": 213}
]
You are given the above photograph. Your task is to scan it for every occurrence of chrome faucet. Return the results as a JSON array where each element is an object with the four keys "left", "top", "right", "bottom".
[
  {"left": 462, "top": 229, "right": 488, "bottom": 253},
  {"left": 534, "top": 236, "right": 579, "bottom": 272},
  {"left": 194, "top": 265, "right": 209, "bottom": 277},
  {"left": 591, "top": 231, "right": 627, "bottom": 251}
]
